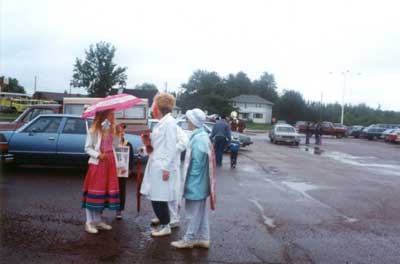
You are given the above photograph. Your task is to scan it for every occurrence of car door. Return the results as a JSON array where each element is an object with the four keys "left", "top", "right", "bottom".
[
  {"left": 56, "top": 117, "right": 90, "bottom": 166},
  {"left": 9, "top": 116, "right": 62, "bottom": 164}
]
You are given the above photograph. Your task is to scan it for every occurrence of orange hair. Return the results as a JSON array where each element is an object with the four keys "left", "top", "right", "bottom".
[
  {"left": 90, "top": 109, "right": 116, "bottom": 136},
  {"left": 154, "top": 93, "right": 176, "bottom": 116}
]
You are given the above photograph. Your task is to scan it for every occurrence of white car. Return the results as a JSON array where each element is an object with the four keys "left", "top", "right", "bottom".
[{"left": 269, "top": 124, "right": 300, "bottom": 145}]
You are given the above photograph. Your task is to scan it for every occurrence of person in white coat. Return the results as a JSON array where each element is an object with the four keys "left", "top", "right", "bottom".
[
  {"left": 140, "top": 93, "right": 178, "bottom": 237},
  {"left": 151, "top": 125, "right": 188, "bottom": 228}
]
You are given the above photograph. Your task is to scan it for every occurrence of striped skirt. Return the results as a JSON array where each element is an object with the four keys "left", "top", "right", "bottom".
[{"left": 81, "top": 152, "right": 120, "bottom": 211}]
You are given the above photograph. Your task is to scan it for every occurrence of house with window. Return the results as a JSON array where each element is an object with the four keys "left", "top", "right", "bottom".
[{"left": 230, "top": 95, "right": 273, "bottom": 124}]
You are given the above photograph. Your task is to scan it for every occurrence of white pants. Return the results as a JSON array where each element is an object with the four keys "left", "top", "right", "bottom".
[
  {"left": 168, "top": 200, "right": 180, "bottom": 223},
  {"left": 85, "top": 209, "right": 102, "bottom": 224},
  {"left": 184, "top": 199, "right": 210, "bottom": 241}
]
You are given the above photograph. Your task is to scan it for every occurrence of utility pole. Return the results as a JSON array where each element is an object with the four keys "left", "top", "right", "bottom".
[
  {"left": 34, "top": 75, "right": 37, "bottom": 94},
  {"left": 329, "top": 71, "right": 361, "bottom": 125},
  {"left": 340, "top": 71, "right": 349, "bottom": 125},
  {"left": 164, "top": 82, "right": 168, "bottom": 93},
  {"left": 320, "top": 92, "right": 323, "bottom": 122}
]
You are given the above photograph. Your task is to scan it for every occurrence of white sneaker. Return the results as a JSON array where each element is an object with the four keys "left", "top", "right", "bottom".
[
  {"left": 194, "top": 240, "right": 210, "bottom": 249},
  {"left": 170, "top": 220, "right": 180, "bottom": 229},
  {"left": 151, "top": 225, "right": 171, "bottom": 237},
  {"left": 151, "top": 218, "right": 160, "bottom": 225},
  {"left": 171, "top": 240, "right": 195, "bottom": 249},
  {"left": 96, "top": 222, "right": 112, "bottom": 230},
  {"left": 85, "top": 223, "right": 98, "bottom": 234}
]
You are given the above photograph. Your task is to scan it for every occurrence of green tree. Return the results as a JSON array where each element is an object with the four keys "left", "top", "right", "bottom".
[
  {"left": 0, "top": 77, "right": 26, "bottom": 93},
  {"left": 135, "top": 83, "right": 158, "bottom": 91},
  {"left": 72, "top": 42, "right": 127, "bottom": 97},
  {"left": 178, "top": 70, "right": 234, "bottom": 115},
  {"left": 276, "top": 90, "right": 307, "bottom": 124},
  {"left": 252, "top": 72, "right": 278, "bottom": 103},
  {"left": 225, "top": 71, "right": 252, "bottom": 96}
]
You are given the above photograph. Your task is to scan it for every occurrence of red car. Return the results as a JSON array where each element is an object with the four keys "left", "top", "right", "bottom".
[{"left": 386, "top": 129, "right": 400, "bottom": 143}]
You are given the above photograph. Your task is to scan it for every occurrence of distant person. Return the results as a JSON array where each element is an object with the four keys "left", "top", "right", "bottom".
[
  {"left": 315, "top": 122, "right": 322, "bottom": 145},
  {"left": 115, "top": 123, "right": 134, "bottom": 220},
  {"left": 171, "top": 108, "right": 216, "bottom": 249},
  {"left": 230, "top": 136, "right": 240, "bottom": 169},
  {"left": 210, "top": 114, "right": 231, "bottom": 166},
  {"left": 238, "top": 119, "right": 246, "bottom": 133},
  {"left": 305, "top": 122, "right": 311, "bottom": 145},
  {"left": 82, "top": 109, "right": 120, "bottom": 234}
]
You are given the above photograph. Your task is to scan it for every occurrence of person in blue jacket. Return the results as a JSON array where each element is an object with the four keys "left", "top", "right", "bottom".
[{"left": 171, "top": 108, "right": 213, "bottom": 249}]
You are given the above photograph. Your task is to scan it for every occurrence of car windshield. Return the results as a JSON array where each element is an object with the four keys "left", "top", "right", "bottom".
[{"left": 276, "top": 127, "right": 295, "bottom": 133}]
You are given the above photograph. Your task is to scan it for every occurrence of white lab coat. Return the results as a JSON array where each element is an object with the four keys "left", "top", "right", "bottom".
[{"left": 140, "top": 113, "right": 179, "bottom": 201}]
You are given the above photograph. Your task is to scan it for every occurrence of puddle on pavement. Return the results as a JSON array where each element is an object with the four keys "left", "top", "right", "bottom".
[
  {"left": 324, "top": 151, "right": 400, "bottom": 176},
  {"left": 248, "top": 198, "right": 276, "bottom": 228},
  {"left": 281, "top": 181, "right": 358, "bottom": 223},
  {"left": 300, "top": 147, "right": 400, "bottom": 176}
]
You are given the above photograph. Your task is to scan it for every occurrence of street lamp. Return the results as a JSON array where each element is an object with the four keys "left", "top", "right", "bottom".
[{"left": 329, "top": 71, "right": 362, "bottom": 125}]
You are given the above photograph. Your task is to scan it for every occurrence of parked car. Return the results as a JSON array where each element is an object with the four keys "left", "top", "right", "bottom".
[
  {"left": 203, "top": 121, "right": 253, "bottom": 147},
  {"left": 386, "top": 129, "right": 400, "bottom": 143},
  {"left": 333, "top": 123, "right": 348, "bottom": 136},
  {"left": 295, "top": 121, "right": 308, "bottom": 133},
  {"left": 365, "top": 126, "right": 387, "bottom": 140},
  {"left": 297, "top": 121, "right": 346, "bottom": 138},
  {"left": 269, "top": 124, "right": 300, "bottom": 145},
  {"left": 347, "top": 125, "right": 364, "bottom": 138},
  {"left": 382, "top": 128, "right": 397, "bottom": 141},
  {"left": 0, "top": 104, "right": 62, "bottom": 131},
  {"left": 0, "top": 114, "right": 145, "bottom": 167}
]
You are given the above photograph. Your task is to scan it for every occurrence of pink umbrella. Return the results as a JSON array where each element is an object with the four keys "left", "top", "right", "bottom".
[{"left": 82, "top": 93, "right": 143, "bottom": 119}]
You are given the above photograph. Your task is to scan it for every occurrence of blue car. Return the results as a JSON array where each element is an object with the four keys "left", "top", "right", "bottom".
[{"left": 0, "top": 114, "right": 145, "bottom": 167}]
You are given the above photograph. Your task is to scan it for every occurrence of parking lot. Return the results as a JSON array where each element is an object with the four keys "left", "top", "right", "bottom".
[{"left": 1, "top": 134, "right": 400, "bottom": 263}]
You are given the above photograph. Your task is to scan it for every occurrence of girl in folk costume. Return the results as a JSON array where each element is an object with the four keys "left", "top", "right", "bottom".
[
  {"left": 82, "top": 109, "right": 121, "bottom": 234},
  {"left": 140, "top": 93, "right": 179, "bottom": 237},
  {"left": 171, "top": 108, "right": 217, "bottom": 249}
]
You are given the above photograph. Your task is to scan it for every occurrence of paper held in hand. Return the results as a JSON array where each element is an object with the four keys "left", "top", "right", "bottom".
[{"left": 115, "top": 146, "right": 130, "bottom": 178}]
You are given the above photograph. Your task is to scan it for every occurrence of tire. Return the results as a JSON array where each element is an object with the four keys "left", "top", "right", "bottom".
[{"left": 2, "top": 160, "right": 16, "bottom": 173}]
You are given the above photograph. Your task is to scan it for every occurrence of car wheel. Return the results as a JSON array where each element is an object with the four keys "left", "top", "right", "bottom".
[{"left": 2, "top": 160, "right": 16, "bottom": 173}]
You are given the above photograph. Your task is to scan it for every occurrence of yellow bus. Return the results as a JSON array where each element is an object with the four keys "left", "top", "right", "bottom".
[{"left": 0, "top": 93, "right": 56, "bottom": 113}]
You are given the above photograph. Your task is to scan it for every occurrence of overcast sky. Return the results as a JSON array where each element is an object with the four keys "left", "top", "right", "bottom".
[{"left": 1, "top": 0, "right": 399, "bottom": 110}]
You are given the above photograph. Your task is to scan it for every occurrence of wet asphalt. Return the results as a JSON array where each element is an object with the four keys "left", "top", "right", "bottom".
[{"left": 1, "top": 135, "right": 400, "bottom": 263}]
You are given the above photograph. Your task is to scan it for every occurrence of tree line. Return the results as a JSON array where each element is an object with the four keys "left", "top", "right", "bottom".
[
  {"left": 3, "top": 42, "right": 400, "bottom": 126},
  {"left": 178, "top": 70, "right": 400, "bottom": 126}
]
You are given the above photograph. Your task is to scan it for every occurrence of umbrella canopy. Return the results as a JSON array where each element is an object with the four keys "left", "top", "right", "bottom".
[{"left": 82, "top": 93, "right": 143, "bottom": 119}]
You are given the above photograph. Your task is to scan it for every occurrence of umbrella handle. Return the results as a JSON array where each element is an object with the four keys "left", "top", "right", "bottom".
[{"left": 136, "top": 155, "right": 143, "bottom": 212}]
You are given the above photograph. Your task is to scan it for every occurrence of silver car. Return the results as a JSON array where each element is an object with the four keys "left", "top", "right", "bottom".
[{"left": 269, "top": 124, "right": 300, "bottom": 145}]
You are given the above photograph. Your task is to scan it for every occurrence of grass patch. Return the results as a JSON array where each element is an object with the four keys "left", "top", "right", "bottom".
[
  {"left": 0, "top": 112, "right": 19, "bottom": 121},
  {"left": 246, "top": 122, "right": 272, "bottom": 131}
]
